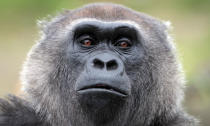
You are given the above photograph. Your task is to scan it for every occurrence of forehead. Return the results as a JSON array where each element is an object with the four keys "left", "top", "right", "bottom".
[
  {"left": 68, "top": 18, "right": 141, "bottom": 31},
  {"left": 70, "top": 4, "right": 136, "bottom": 21}
]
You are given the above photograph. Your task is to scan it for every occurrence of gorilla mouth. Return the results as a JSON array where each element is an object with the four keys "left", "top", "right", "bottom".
[{"left": 78, "top": 83, "right": 128, "bottom": 97}]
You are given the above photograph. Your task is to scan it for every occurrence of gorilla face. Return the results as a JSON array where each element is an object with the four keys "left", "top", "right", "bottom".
[
  {"left": 72, "top": 20, "right": 142, "bottom": 96},
  {"left": 66, "top": 19, "right": 145, "bottom": 124}
]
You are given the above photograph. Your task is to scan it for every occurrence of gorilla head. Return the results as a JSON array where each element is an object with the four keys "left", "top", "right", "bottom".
[{"left": 18, "top": 3, "right": 197, "bottom": 126}]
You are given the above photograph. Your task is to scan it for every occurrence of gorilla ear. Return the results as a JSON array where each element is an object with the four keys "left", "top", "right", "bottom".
[
  {"left": 163, "top": 21, "right": 172, "bottom": 31},
  {"left": 162, "top": 20, "right": 177, "bottom": 51},
  {"left": 37, "top": 9, "right": 71, "bottom": 35}
]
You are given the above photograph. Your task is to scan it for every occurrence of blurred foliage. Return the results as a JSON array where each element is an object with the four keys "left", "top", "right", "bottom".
[{"left": 0, "top": 0, "right": 209, "bottom": 125}]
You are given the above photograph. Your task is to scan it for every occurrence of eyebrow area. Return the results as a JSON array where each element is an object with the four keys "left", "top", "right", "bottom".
[{"left": 72, "top": 20, "right": 138, "bottom": 40}]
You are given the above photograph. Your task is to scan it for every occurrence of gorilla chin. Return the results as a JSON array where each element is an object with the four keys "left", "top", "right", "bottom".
[
  {"left": 75, "top": 76, "right": 131, "bottom": 124},
  {"left": 77, "top": 83, "right": 128, "bottom": 107},
  {"left": 77, "top": 90, "right": 126, "bottom": 124}
]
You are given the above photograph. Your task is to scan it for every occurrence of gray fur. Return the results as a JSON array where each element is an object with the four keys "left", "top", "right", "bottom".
[{"left": 0, "top": 3, "right": 198, "bottom": 126}]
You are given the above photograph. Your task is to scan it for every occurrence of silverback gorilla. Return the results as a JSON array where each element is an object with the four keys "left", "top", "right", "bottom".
[{"left": 0, "top": 3, "right": 198, "bottom": 126}]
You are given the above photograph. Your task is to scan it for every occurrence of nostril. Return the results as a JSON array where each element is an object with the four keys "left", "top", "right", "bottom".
[
  {"left": 107, "top": 60, "right": 118, "bottom": 71},
  {"left": 93, "top": 58, "right": 104, "bottom": 69}
]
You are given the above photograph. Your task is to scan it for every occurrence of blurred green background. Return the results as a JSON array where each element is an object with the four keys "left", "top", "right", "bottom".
[{"left": 0, "top": 0, "right": 209, "bottom": 125}]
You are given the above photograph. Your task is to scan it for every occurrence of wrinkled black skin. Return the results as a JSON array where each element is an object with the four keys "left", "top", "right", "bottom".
[
  {"left": 0, "top": 3, "right": 198, "bottom": 126},
  {"left": 73, "top": 21, "right": 139, "bottom": 125}
]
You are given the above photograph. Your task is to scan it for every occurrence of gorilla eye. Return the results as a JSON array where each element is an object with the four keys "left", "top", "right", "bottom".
[
  {"left": 80, "top": 38, "right": 96, "bottom": 47},
  {"left": 119, "top": 41, "right": 129, "bottom": 48},
  {"left": 82, "top": 39, "right": 92, "bottom": 46},
  {"left": 115, "top": 39, "right": 132, "bottom": 49}
]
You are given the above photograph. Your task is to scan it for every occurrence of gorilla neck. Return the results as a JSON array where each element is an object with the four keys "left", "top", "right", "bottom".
[{"left": 35, "top": 92, "right": 131, "bottom": 126}]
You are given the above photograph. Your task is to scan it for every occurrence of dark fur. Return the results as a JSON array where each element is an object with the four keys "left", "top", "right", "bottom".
[
  {"left": 0, "top": 3, "right": 198, "bottom": 126},
  {"left": 0, "top": 95, "right": 47, "bottom": 126}
]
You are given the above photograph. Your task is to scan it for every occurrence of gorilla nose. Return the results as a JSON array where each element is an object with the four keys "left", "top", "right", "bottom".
[
  {"left": 93, "top": 58, "right": 118, "bottom": 71},
  {"left": 87, "top": 53, "right": 124, "bottom": 75}
]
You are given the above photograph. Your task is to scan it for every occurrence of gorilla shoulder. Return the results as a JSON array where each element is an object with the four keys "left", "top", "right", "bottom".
[{"left": 0, "top": 95, "right": 47, "bottom": 126}]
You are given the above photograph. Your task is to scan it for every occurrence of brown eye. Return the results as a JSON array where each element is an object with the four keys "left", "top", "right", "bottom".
[
  {"left": 120, "top": 41, "right": 129, "bottom": 48},
  {"left": 114, "top": 38, "right": 132, "bottom": 49},
  {"left": 116, "top": 40, "right": 131, "bottom": 49},
  {"left": 81, "top": 39, "right": 92, "bottom": 47}
]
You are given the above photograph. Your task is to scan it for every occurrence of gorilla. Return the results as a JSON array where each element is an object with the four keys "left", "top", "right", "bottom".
[{"left": 0, "top": 3, "right": 198, "bottom": 126}]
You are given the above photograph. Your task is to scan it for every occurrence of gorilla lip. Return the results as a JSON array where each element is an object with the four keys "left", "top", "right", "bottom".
[{"left": 77, "top": 83, "right": 128, "bottom": 97}]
